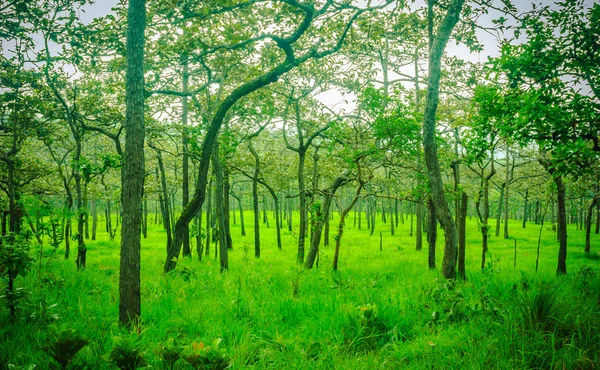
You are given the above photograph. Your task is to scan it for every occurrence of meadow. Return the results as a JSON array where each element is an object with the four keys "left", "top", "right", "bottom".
[{"left": 1, "top": 212, "right": 600, "bottom": 369}]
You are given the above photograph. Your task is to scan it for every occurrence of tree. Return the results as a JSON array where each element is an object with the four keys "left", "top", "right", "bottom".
[
  {"left": 162, "top": 1, "right": 380, "bottom": 272},
  {"left": 119, "top": 0, "right": 145, "bottom": 328},
  {"left": 421, "top": 0, "right": 465, "bottom": 280}
]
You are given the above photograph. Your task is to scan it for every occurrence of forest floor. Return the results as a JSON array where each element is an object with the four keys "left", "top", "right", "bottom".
[{"left": 1, "top": 213, "right": 600, "bottom": 369}]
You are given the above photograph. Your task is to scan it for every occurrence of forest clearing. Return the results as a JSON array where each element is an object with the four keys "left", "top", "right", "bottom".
[{"left": 1, "top": 0, "right": 600, "bottom": 368}]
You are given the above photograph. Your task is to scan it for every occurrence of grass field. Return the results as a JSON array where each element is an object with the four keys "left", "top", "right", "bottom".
[{"left": 1, "top": 212, "right": 600, "bottom": 369}]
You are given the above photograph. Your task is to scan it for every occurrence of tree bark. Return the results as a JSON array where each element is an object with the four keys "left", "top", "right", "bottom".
[
  {"left": 250, "top": 143, "right": 261, "bottom": 258},
  {"left": 503, "top": 146, "right": 510, "bottom": 239},
  {"left": 211, "top": 142, "right": 229, "bottom": 271},
  {"left": 119, "top": 0, "right": 145, "bottom": 328},
  {"left": 555, "top": 176, "right": 567, "bottom": 275},
  {"left": 585, "top": 196, "right": 599, "bottom": 253},
  {"left": 422, "top": 0, "right": 465, "bottom": 279},
  {"left": 427, "top": 196, "right": 437, "bottom": 270}
]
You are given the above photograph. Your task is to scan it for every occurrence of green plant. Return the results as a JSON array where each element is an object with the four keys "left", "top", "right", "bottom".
[
  {"left": 345, "top": 304, "right": 396, "bottom": 353},
  {"left": 0, "top": 233, "right": 34, "bottom": 316},
  {"left": 42, "top": 324, "right": 90, "bottom": 369},
  {"left": 155, "top": 338, "right": 181, "bottom": 370},
  {"left": 103, "top": 334, "right": 148, "bottom": 369},
  {"left": 181, "top": 338, "right": 230, "bottom": 370},
  {"left": 517, "top": 283, "right": 559, "bottom": 332}
]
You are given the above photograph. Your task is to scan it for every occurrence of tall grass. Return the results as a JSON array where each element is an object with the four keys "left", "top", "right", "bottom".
[{"left": 0, "top": 212, "right": 599, "bottom": 368}]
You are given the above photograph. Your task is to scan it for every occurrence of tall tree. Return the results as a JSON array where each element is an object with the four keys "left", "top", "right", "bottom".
[
  {"left": 119, "top": 0, "right": 146, "bottom": 327},
  {"left": 421, "top": 0, "right": 465, "bottom": 279}
]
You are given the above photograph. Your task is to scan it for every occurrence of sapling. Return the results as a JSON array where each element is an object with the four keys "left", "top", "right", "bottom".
[{"left": 0, "top": 233, "right": 34, "bottom": 317}]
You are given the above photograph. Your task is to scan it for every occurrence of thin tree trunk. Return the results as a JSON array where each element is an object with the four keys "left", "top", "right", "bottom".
[
  {"left": 250, "top": 143, "right": 261, "bottom": 258},
  {"left": 585, "top": 196, "right": 599, "bottom": 253},
  {"left": 555, "top": 176, "right": 567, "bottom": 275},
  {"left": 91, "top": 196, "right": 97, "bottom": 240},
  {"left": 522, "top": 189, "right": 528, "bottom": 228},
  {"left": 427, "top": 196, "right": 437, "bottom": 270},
  {"left": 212, "top": 142, "right": 228, "bottom": 271},
  {"left": 503, "top": 146, "right": 510, "bottom": 239}
]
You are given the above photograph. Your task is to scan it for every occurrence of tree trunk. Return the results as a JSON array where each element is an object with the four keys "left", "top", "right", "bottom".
[
  {"left": 181, "top": 55, "right": 191, "bottom": 258},
  {"left": 522, "top": 189, "right": 528, "bottom": 228},
  {"left": 427, "top": 196, "right": 437, "bottom": 270},
  {"left": 595, "top": 202, "right": 600, "bottom": 235},
  {"left": 212, "top": 143, "right": 228, "bottom": 271},
  {"left": 119, "top": 0, "right": 145, "bottom": 327},
  {"left": 333, "top": 181, "right": 365, "bottom": 270},
  {"left": 250, "top": 144, "right": 261, "bottom": 258},
  {"left": 142, "top": 197, "right": 147, "bottom": 239},
  {"left": 297, "top": 152, "right": 307, "bottom": 264},
  {"left": 91, "top": 196, "right": 97, "bottom": 241},
  {"left": 495, "top": 182, "right": 505, "bottom": 237},
  {"left": 153, "top": 152, "right": 172, "bottom": 252},
  {"left": 305, "top": 171, "right": 349, "bottom": 269},
  {"left": 503, "top": 146, "right": 510, "bottom": 239},
  {"left": 584, "top": 196, "right": 599, "bottom": 253},
  {"left": 230, "top": 192, "right": 246, "bottom": 236},
  {"left": 555, "top": 176, "right": 567, "bottom": 275},
  {"left": 457, "top": 191, "right": 467, "bottom": 280},
  {"left": 422, "top": 0, "right": 464, "bottom": 279},
  {"left": 205, "top": 178, "right": 212, "bottom": 257}
]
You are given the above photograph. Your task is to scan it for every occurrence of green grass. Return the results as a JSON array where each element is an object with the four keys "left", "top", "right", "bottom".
[{"left": 1, "top": 211, "right": 600, "bottom": 369}]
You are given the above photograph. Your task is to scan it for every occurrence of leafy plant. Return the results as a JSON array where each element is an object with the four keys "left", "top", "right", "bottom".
[
  {"left": 155, "top": 338, "right": 181, "bottom": 370},
  {"left": 42, "top": 324, "right": 89, "bottom": 369},
  {"left": 103, "top": 334, "right": 148, "bottom": 369},
  {"left": 0, "top": 233, "right": 34, "bottom": 316},
  {"left": 181, "top": 338, "right": 230, "bottom": 370},
  {"left": 345, "top": 303, "right": 396, "bottom": 353}
]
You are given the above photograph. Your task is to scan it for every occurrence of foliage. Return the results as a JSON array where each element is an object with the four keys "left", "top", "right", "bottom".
[
  {"left": 155, "top": 338, "right": 181, "bottom": 370},
  {"left": 42, "top": 324, "right": 89, "bottom": 369},
  {"left": 102, "top": 334, "right": 148, "bottom": 370},
  {"left": 181, "top": 338, "right": 230, "bottom": 370},
  {"left": 0, "top": 233, "right": 34, "bottom": 281}
]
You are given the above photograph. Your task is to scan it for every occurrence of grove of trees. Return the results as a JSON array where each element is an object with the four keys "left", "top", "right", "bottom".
[{"left": 1, "top": 0, "right": 599, "bottom": 363}]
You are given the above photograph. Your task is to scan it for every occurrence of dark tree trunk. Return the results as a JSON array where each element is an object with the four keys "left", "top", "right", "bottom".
[
  {"left": 142, "top": 197, "right": 147, "bottom": 239},
  {"left": 91, "top": 196, "right": 97, "bottom": 240},
  {"left": 584, "top": 196, "right": 599, "bottom": 253},
  {"left": 495, "top": 182, "right": 505, "bottom": 237},
  {"left": 457, "top": 192, "right": 467, "bottom": 280},
  {"left": 596, "top": 203, "right": 599, "bottom": 234},
  {"left": 205, "top": 178, "right": 212, "bottom": 257},
  {"left": 421, "top": 0, "right": 465, "bottom": 279},
  {"left": 212, "top": 143, "right": 228, "bottom": 271},
  {"left": 223, "top": 170, "right": 233, "bottom": 250},
  {"left": 250, "top": 143, "right": 261, "bottom": 258},
  {"left": 119, "top": 0, "right": 145, "bottom": 327},
  {"left": 427, "top": 196, "right": 437, "bottom": 270},
  {"left": 230, "top": 192, "right": 246, "bottom": 236},
  {"left": 153, "top": 151, "right": 172, "bottom": 252},
  {"left": 555, "top": 176, "right": 567, "bottom": 275},
  {"left": 503, "top": 146, "right": 510, "bottom": 239}
]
